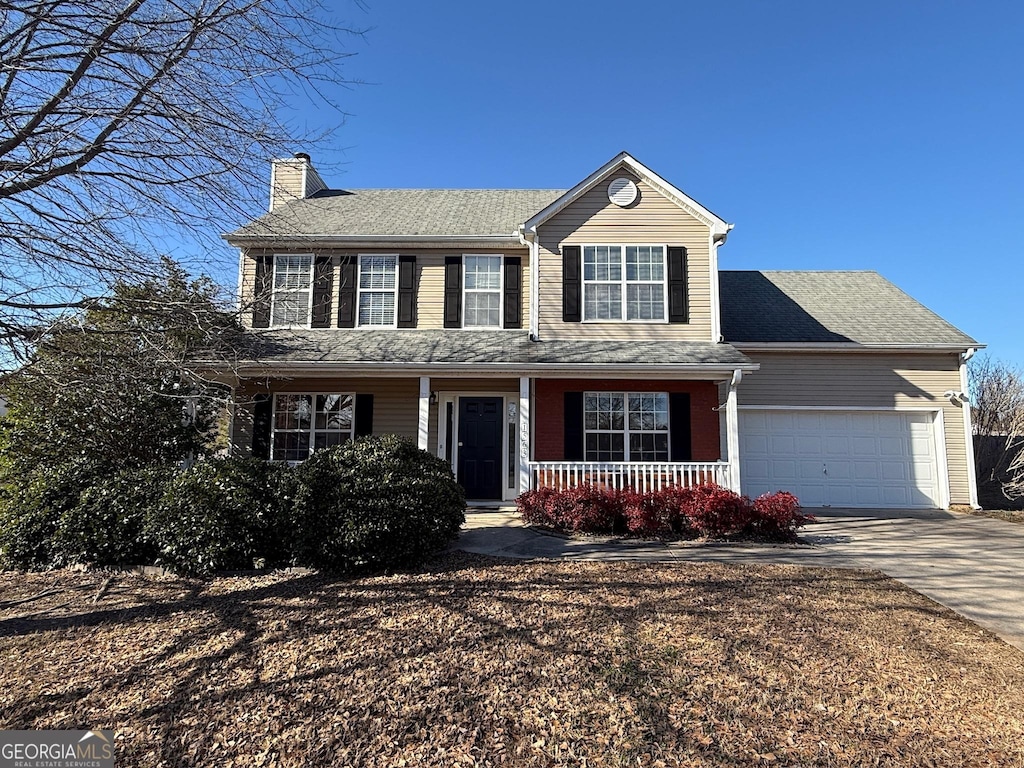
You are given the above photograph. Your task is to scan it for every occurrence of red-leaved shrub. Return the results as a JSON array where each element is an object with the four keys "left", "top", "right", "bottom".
[
  {"left": 621, "top": 490, "right": 672, "bottom": 537},
  {"left": 551, "top": 485, "right": 621, "bottom": 533},
  {"left": 683, "top": 484, "right": 754, "bottom": 537},
  {"left": 658, "top": 485, "right": 698, "bottom": 536},
  {"left": 750, "top": 491, "right": 815, "bottom": 539},
  {"left": 516, "top": 485, "right": 621, "bottom": 533},
  {"left": 517, "top": 483, "right": 811, "bottom": 541},
  {"left": 516, "top": 487, "right": 558, "bottom": 527}
]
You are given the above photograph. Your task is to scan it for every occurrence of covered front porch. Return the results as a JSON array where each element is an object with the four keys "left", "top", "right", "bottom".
[
  {"left": 225, "top": 330, "right": 755, "bottom": 502},
  {"left": 417, "top": 372, "right": 745, "bottom": 499}
]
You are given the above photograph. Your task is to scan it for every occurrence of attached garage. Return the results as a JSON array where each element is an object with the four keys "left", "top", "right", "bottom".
[{"left": 739, "top": 409, "right": 945, "bottom": 508}]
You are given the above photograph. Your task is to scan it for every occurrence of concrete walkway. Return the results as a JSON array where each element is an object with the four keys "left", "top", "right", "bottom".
[{"left": 457, "top": 507, "right": 1024, "bottom": 652}]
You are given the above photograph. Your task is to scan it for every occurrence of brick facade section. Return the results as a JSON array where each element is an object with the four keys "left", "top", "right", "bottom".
[{"left": 533, "top": 379, "right": 722, "bottom": 462}]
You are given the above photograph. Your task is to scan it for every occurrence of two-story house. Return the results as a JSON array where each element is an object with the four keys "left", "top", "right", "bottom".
[{"left": 221, "top": 152, "right": 981, "bottom": 510}]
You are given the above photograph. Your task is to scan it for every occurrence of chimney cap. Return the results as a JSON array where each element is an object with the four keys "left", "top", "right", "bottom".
[{"left": 294, "top": 152, "right": 311, "bottom": 162}]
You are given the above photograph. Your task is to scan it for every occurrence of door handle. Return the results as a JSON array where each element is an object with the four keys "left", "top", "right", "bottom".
[{"left": 458, "top": 442, "right": 464, "bottom": 447}]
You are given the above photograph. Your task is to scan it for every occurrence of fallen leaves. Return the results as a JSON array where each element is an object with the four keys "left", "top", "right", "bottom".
[{"left": 0, "top": 555, "right": 1021, "bottom": 766}]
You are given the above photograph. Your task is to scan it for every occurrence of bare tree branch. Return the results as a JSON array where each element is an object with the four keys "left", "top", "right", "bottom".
[
  {"left": 969, "top": 356, "right": 1024, "bottom": 507},
  {"left": 0, "top": 0, "right": 362, "bottom": 366}
]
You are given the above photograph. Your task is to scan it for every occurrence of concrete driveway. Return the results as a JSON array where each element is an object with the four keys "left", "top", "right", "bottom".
[{"left": 457, "top": 507, "right": 1024, "bottom": 652}]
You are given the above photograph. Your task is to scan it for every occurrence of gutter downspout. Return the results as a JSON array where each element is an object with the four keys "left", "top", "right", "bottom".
[
  {"left": 960, "top": 347, "right": 981, "bottom": 509},
  {"left": 519, "top": 225, "right": 540, "bottom": 340},
  {"left": 709, "top": 224, "right": 733, "bottom": 343}
]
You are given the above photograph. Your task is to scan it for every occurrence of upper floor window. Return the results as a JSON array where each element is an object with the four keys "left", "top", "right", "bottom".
[
  {"left": 272, "top": 393, "right": 354, "bottom": 461},
  {"left": 272, "top": 254, "right": 313, "bottom": 327},
  {"left": 358, "top": 254, "right": 398, "bottom": 327},
  {"left": 463, "top": 255, "right": 502, "bottom": 327},
  {"left": 584, "top": 392, "right": 669, "bottom": 461},
  {"left": 582, "top": 245, "right": 666, "bottom": 322}
]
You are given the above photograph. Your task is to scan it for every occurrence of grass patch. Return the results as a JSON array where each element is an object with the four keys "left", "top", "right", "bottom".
[{"left": 1, "top": 553, "right": 1022, "bottom": 766}]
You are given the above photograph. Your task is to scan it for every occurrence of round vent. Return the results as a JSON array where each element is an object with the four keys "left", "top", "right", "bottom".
[{"left": 608, "top": 177, "right": 638, "bottom": 207}]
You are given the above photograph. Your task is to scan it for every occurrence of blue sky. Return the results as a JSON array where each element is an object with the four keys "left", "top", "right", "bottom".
[{"left": 259, "top": 1, "right": 1023, "bottom": 362}]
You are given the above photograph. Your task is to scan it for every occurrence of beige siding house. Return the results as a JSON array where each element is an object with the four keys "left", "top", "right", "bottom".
[{"left": 219, "top": 152, "right": 981, "bottom": 510}]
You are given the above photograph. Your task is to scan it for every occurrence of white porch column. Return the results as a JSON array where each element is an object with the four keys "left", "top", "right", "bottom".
[
  {"left": 518, "top": 376, "right": 531, "bottom": 494},
  {"left": 417, "top": 376, "right": 430, "bottom": 451},
  {"left": 726, "top": 370, "right": 742, "bottom": 492}
]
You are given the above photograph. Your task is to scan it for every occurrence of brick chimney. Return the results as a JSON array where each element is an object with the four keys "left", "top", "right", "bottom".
[{"left": 269, "top": 152, "right": 327, "bottom": 211}]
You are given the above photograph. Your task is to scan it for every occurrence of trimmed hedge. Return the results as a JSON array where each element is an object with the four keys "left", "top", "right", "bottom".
[
  {"left": 146, "top": 457, "right": 296, "bottom": 575},
  {"left": 517, "top": 484, "right": 814, "bottom": 541},
  {"left": 56, "top": 465, "right": 175, "bottom": 567},
  {"left": 0, "top": 460, "right": 100, "bottom": 570},
  {"left": 292, "top": 435, "right": 465, "bottom": 573}
]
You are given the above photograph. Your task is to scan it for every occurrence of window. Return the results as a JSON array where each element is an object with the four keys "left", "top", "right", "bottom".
[
  {"left": 463, "top": 254, "right": 502, "bottom": 327},
  {"left": 582, "top": 245, "right": 666, "bottom": 322},
  {"left": 272, "top": 393, "right": 354, "bottom": 461},
  {"left": 584, "top": 392, "right": 669, "bottom": 461},
  {"left": 358, "top": 255, "right": 398, "bottom": 326},
  {"left": 271, "top": 254, "right": 313, "bottom": 326}
]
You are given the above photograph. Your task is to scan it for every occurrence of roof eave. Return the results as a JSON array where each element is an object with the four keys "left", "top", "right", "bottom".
[
  {"left": 202, "top": 360, "right": 760, "bottom": 379},
  {"left": 223, "top": 233, "right": 524, "bottom": 248},
  {"left": 731, "top": 341, "right": 984, "bottom": 352}
]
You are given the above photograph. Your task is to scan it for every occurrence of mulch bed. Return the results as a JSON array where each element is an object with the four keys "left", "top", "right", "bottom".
[{"left": 1, "top": 553, "right": 1022, "bottom": 767}]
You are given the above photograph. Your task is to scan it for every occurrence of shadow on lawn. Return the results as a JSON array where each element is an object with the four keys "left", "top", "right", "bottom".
[{"left": 0, "top": 553, "right": 969, "bottom": 766}]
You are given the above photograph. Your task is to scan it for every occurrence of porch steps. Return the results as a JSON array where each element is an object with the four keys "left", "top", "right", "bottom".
[{"left": 466, "top": 502, "right": 517, "bottom": 514}]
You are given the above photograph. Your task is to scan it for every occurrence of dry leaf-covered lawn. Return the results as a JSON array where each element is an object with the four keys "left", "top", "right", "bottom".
[
  {"left": 967, "top": 508, "right": 1024, "bottom": 525},
  {"left": 1, "top": 554, "right": 1023, "bottom": 767}
]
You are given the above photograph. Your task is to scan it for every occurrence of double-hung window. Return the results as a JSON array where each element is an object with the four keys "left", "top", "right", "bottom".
[
  {"left": 463, "top": 255, "right": 502, "bottom": 327},
  {"left": 584, "top": 392, "right": 669, "bottom": 461},
  {"left": 358, "top": 255, "right": 398, "bottom": 326},
  {"left": 582, "top": 245, "right": 666, "bottom": 321},
  {"left": 272, "top": 393, "right": 354, "bottom": 461},
  {"left": 271, "top": 254, "right": 313, "bottom": 327}
]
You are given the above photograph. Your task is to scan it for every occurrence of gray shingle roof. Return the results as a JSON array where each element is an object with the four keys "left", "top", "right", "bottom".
[
  {"left": 235, "top": 330, "right": 753, "bottom": 368},
  {"left": 229, "top": 189, "right": 565, "bottom": 239},
  {"left": 720, "top": 270, "right": 978, "bottom": 346}
]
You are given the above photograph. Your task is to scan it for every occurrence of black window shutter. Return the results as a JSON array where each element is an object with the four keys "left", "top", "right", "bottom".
[
  {"left": 354, "top": 393, "right": 374, "bottom": 437},
  {"left": 443, "top": 257, "right": 462, "bottom": 328},
  {"left": 252, "top": 394, "right": 272, "bottom": 459},
  {"left": 668, "top": 392, "right": 692, "bottom": 461},
  {"left": 311, "top": 255, "right": 333, "bottom": 328},
  {"left": 667, "top": 247, "right": 689, "bottom": 324},
  {"left": 562, "top": 245, "right": 581, "bottom": 322},
  {"left": 564, "top": 391, "right": 584, "bottom": 461},
  {"left": 337, "top": 256, "right": 356, "bottom": 328},
  {"left": 503, "top": 256, "right": 522, "bottom": 329},
  {"left": 397, "top": 255, "right": 416, "bottom": 328},
  {"left": 252, "top": 255, "right": 272, "bottom": 328}
]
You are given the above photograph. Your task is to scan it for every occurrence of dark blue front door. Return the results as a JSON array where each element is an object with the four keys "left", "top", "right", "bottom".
[{"left": 458, "top": 397, "right": 502, "bottom": 500}]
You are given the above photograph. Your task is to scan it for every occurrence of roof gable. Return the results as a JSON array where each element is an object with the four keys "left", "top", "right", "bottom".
[{"left": 523, "top": 152, "right": 731, "bottom": 236}]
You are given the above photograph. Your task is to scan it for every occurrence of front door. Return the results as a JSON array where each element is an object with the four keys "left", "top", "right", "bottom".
[{"left": 458, "top": 397, "right": 503, "bottom": 500}]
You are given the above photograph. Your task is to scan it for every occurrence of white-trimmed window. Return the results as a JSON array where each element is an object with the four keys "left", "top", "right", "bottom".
[
  {"left": 272, "top": 393, "right": 354, "bottom": 461},
  {"left": 358, "top": 254, "right": 398, "bottom": 326},
  {"left": 271, "top": 254, "right": 313, "bottom": 327},
  {"left": 582, "top": 245, "right": 666, "bottom": 322},
  {"left": 584, "top": 392, "right": 669, "bottom": 461},
  {"left": 463, "top": 254, "right": 502, "bottom": 327}
]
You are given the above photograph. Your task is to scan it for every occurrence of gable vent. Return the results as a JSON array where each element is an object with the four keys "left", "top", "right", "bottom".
[{"left": 608, "top": 177, "right": 638, "bottom": 207}]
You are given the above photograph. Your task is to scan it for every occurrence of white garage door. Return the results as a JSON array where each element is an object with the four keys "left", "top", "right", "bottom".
[{"left": 739, "top": 410, "right": 942, "bottom": 508}]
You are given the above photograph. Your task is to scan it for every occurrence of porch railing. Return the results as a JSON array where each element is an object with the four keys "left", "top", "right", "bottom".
[{"left": 528, "top": 461, "right": 732, "bottom": 493}]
